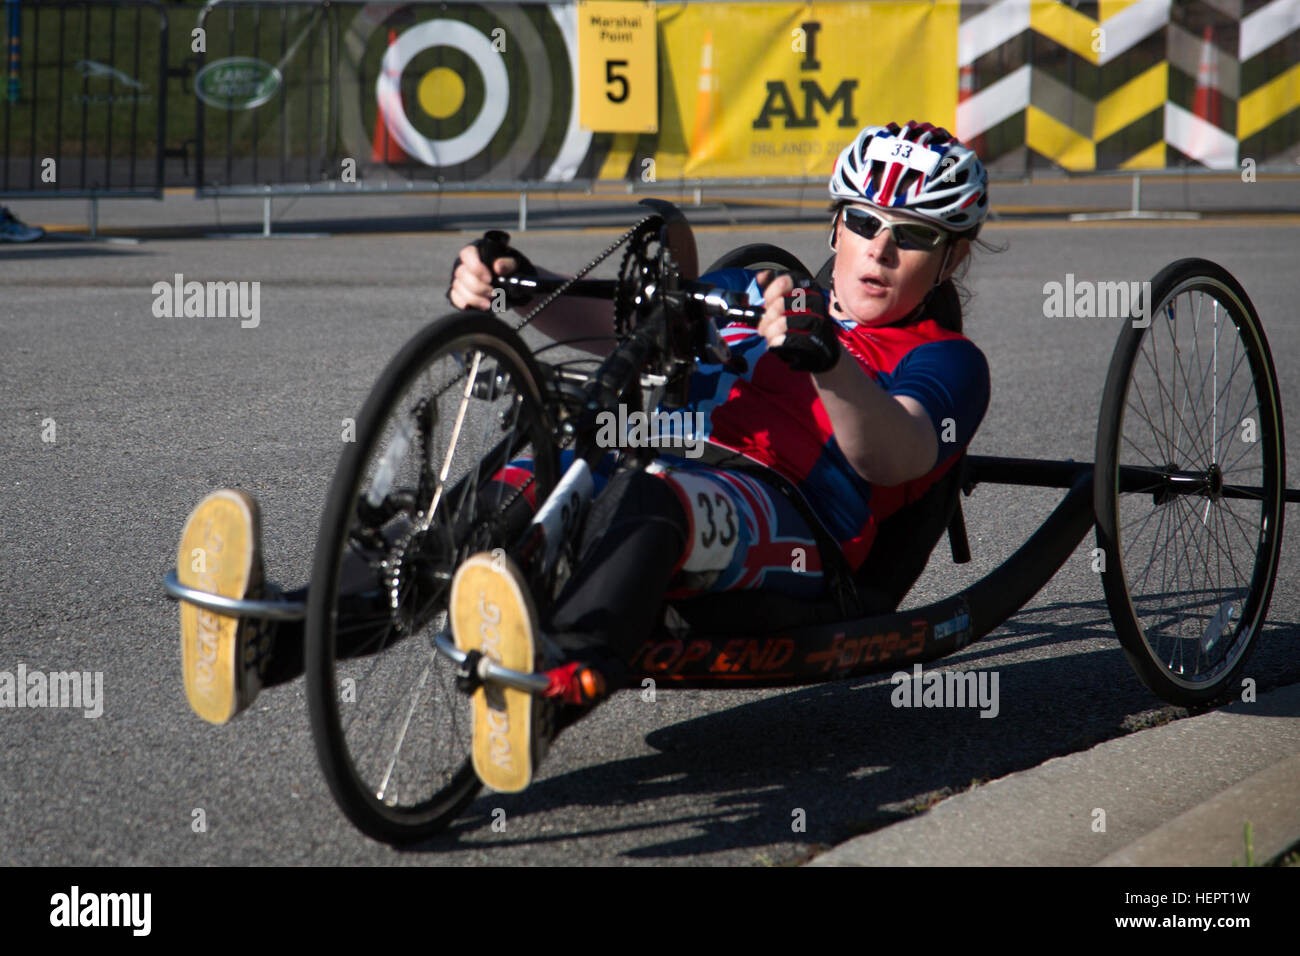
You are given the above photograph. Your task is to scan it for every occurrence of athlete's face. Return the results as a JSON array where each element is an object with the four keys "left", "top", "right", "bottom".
[{"left": 829, "top": 203, "right": 969, "bottom": 327}]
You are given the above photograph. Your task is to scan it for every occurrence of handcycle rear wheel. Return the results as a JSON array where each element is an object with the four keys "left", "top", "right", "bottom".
[
  {"left": 306, "top": 311, "right": 559, "bottom": 844},
  {"left": 1095, "top": 258, "right": 1285, "bottom": 706}
]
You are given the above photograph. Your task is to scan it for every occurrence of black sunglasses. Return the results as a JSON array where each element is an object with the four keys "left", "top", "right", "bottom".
[{"left": 841, "top": 206, "right": 948, "bottom": 251}]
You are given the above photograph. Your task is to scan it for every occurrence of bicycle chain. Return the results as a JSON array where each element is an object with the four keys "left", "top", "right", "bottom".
[
  {"left": 383, "top": 397, "right": 432, "bottom": 625},
  {"left": 512, "top": 213, "right": 662, "bottom": 333},
  {"left": 382, "top": 393, "right": 565, "bottom": 623},
  {"left": 486, "top": 213, "right": 664, "bottom": 539}
]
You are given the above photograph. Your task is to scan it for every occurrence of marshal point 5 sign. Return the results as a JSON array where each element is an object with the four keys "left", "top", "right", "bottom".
[
  {"left": 578, "top": 1, "right": 656, "bottom": 133},
  {"left": 195, "top": 57, "right": 282, "bottom": 110}
]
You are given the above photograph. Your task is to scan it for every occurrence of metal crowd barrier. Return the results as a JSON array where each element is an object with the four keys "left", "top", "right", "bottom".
[
  {"left": 193, "top": 0, "right": 338, "bottom": 201},
  {"left": 1, "top": 0, "right": 167, "bottom": 199},
  {"left": 5, "top": 0, "right": 1298, "bottom": 233}
]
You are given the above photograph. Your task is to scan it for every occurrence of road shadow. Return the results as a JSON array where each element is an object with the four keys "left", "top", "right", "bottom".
[{"left": 396, "top": 601, "right": 1300, "bottom": 860}]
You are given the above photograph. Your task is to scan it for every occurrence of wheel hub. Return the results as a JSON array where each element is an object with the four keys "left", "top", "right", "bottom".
[{"left": 1206, "top": 463, "right": 1224, "bottom": 501}]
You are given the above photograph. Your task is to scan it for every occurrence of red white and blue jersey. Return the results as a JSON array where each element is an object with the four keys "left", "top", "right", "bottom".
[{"left": 684, "top": 268, "right": 991, "bottom": 570}]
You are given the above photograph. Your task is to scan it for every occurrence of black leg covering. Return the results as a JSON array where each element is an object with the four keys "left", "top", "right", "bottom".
[
  {"left": 544, "top": 469, "right": 688, "bottom": 686},
  {"left": 260, "top": 592, "right": 305, "bottom": 688}
]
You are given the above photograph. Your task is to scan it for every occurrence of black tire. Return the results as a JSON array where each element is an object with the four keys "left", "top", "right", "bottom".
[
  {"left": 703, "top": 243, "right": 813, "bottom": 282},
  {"left": 306, "top": 311, "right": 559, "bottom": 844},
  {"left": 1095, "top": 258, "right": 1285, "bottom": 706}
]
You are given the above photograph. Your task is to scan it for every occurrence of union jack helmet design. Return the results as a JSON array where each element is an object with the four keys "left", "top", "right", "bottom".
[{"left": 829, "top": 121, "right": 989, "bottom": 232}]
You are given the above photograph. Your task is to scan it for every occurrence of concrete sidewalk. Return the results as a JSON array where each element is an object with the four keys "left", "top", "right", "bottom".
[{"left": 809, "top": 682, "right": 1300, "bottom": 867}]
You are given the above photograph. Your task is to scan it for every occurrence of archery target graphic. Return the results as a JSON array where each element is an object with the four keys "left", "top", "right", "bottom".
[
  {"left": 377, "top": 21, "right": 507, "bottom": 166},
  {"left": 341, "top": 3, "right": 592, "bottom": 181}
]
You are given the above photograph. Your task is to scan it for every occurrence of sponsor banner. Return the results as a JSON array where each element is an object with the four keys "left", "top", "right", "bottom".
[
  {"left": 654, "top": 2, "right": 958, "bottom": 180},
  {"left": 213, "top": 1, "right": 957, "bottom": 186},
  {"left": 182, "top": 0, "right": 1300, "bottom": 193},
  {"left": 345, "top": 0, "right": 1299, "bottom": 179}
]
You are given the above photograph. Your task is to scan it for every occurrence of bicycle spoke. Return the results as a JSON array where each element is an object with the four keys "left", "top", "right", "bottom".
[
  {"left": 1120, "top": 433, "right": 1167, "bottom": 472},
  {"left": 1138, "top": 337, "right": 1205, "bottom": 468},
  {"left": 1217, "top": 495, "right": 1261, "bottom": 555},
  {"left": 1216, "top": 335, "right": 1252, "bottom": 465},
  {"left": 421, "top": 349, "right": 483, "bottom": 532},
  {"left": 1170, "top": 335, "right": 1214, "bottom": 469},
  {"left": 1168, "top": 294, "right": 1214, "bottom": 467},
  {"left": 1147, "top": 299, "right": 1173, "bottom": 465},
  {"left": 1220, "top": 419, "right": 1264, "bottom": 477},
  {"left": 1208, "top": 498, "right": 1249, "bottom": 592},
  {"left": 1126, "top": 494, "right": 1174, "bottom": 598},
  {"left": 1120, "top": 499, "right": 1166, "bottom": 536},
  {"left": 1126, "top": 378, "right": 1180, "bottom": 465},
  {"left": 376, "top": 656, "right": 433, "bottom": 804}
]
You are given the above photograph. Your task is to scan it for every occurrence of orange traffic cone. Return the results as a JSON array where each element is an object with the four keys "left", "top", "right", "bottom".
[
  {"left": 1191, "top": 25, "right": 1221, "bottom": 128},
  {"left": 689, "top": 30, "right": 717, "bottom": 162},
  {"left": 372, "top": 28, "right": 410, "bottom": 164},
  {"left": 957, "top": 62, "right": 986, "bottom": 157}
]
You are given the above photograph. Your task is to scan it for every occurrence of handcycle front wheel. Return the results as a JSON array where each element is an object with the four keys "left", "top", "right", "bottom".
[
  {"left": 1095, "top": 258, "right": 1285, "bottom": 706},
  {"left": 305, "top": 311, "right": 559, "bottom": 844}
]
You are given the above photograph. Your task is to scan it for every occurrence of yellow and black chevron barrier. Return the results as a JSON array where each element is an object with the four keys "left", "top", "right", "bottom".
[{"left": 956, "top": 0, "right": 1300, "bottom": 172}]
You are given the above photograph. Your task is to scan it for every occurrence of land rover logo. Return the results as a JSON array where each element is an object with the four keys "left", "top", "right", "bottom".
[{"left": 195, "top": 57, "right": 282, "bottom": 110}]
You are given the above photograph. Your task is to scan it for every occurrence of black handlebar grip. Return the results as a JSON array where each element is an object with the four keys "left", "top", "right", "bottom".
[
  {"left": 477, "top": 230, "right": 513, "bottom": 270},
  {"left": 474, "top": 231, "right": 536, "bottom": 306}
]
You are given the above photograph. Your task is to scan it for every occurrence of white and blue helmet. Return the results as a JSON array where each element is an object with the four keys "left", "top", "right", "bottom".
[{"left": 830, "top": 121, "right": 989, "bottom": 233}]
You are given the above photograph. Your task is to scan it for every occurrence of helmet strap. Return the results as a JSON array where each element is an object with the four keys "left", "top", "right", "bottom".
[
  {"left": 934, "top": 241, "right": 953, "bottom": 288},
  {"left": 897, "top": 240, "right": 953, "bottom": 324}
]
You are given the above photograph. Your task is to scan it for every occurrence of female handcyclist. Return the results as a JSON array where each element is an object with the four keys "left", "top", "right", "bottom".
[
  {"left": 442, "top": 120, "right": 993, "bottom": 791},
  {"left": 175, "top": 121, "right": 992, "bottom": 796}
]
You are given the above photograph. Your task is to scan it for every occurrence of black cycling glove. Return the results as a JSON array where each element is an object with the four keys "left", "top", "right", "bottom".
[
  {"left": 770, "top": 279, "right": 842, "bottom": 373},
  {"left": 448, "top": 229, "right": 538, "bottom": 309}
]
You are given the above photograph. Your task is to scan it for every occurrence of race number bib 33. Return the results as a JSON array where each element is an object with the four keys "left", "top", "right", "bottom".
[
  {"left": 651, "top": 466, "right": 740, "bottom": 572},
  {"left": 865, "top": 135, "right": 942, "bottom": 177}
]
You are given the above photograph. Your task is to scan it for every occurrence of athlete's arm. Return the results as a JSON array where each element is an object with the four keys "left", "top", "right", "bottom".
[
  {"left": 811, "top": 360, "right": 939, "bottom": 486},
  {"left": 757, "top": 270, "right": 938, "bottom": 487},
  {"left": 448, "top": 244, "right": 617, "bottom": 357}
]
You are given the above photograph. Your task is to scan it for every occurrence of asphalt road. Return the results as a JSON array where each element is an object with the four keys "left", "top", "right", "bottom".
[{"left": 2, "top": 213, "right": 1298, "bottom": 865}]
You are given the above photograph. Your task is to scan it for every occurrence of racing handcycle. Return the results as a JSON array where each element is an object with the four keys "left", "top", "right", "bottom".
[{"left": 165, "top": 200, "right": 1298, "bottom": 844}]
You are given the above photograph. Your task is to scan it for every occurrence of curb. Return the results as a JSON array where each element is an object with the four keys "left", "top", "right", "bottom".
[
  {"left": 808, "top": 682, "right": 1300, "bottom": 867},
  {"left": 1096, "top": 751, "right": 1300, "bottom": 866}
]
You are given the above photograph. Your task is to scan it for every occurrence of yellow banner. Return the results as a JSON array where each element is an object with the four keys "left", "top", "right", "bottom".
[{"left": 648, "top": 2, "right": 958, "bottom": 180}]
